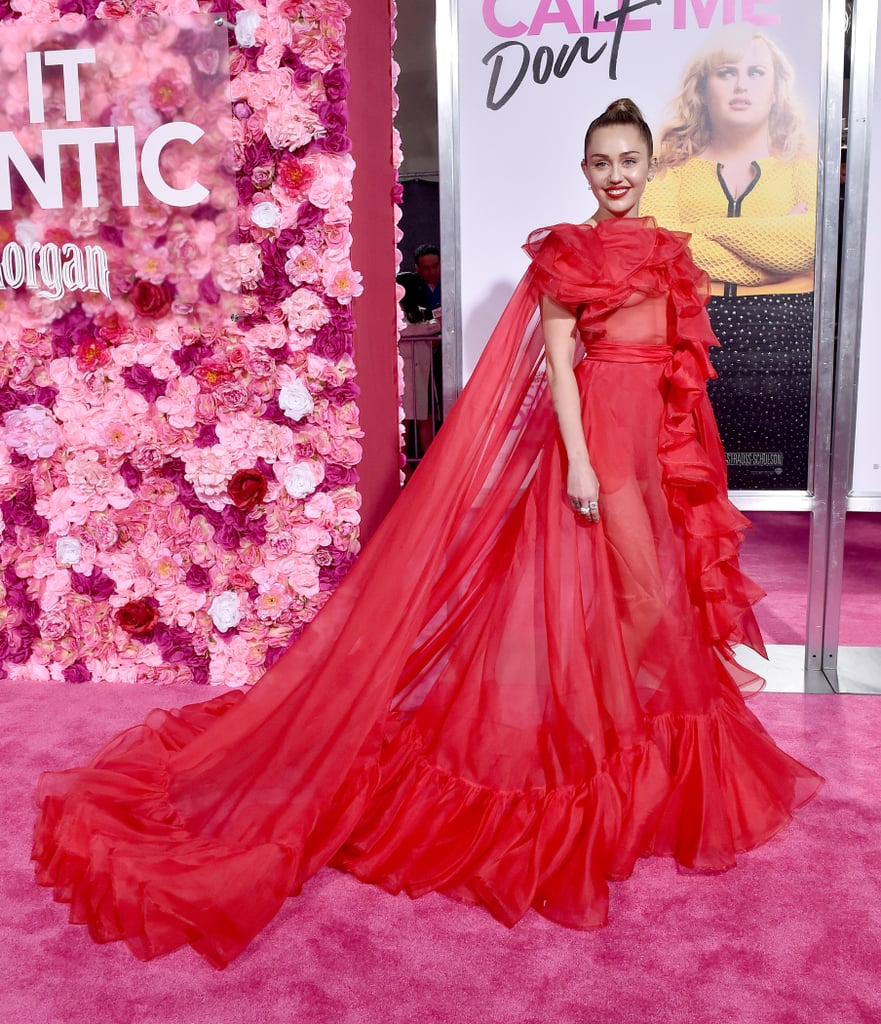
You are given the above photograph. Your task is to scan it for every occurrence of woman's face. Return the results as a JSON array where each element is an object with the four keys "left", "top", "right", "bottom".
[
  {"left": 581, "top": 125, "right": 650, "bottom": 221},
  {"left": 702, "top": 37, "right": 777, "bottom": 139}
]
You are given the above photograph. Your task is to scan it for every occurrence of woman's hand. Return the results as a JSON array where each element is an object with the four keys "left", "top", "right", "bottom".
[
  {"left": 788, "top": 201, "right": 808, "bottom": 215},
  {"left": 567, "top": 455, "right": 600, "bottom": 523}
]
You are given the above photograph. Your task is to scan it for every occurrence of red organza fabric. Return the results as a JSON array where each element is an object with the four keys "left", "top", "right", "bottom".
[{"left": 33, "top": 218, "right": 822, "bottom": 968}]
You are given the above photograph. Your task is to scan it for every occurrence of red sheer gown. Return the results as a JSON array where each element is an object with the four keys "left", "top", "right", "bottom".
[{"left": 33, "top": 217, "right": 822, "bottom": 968}]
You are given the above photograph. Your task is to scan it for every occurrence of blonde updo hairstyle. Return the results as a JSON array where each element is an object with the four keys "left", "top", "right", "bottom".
[
  {"left": 653, "top": 26, "right": 811, "bottom": 170},
  {"left": 584, "top": 98, "right": 654, "bottom": 161}
]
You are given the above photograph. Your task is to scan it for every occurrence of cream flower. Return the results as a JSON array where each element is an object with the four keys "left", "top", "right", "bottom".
[
  {"left": 209, "top": 591, "right": 242, "bottom": 632},
  {"left": 278, "top": 378, "right": 315, "bottom": 421},
  {"left": 55, "top": 537, "right": 83, "bottom": 566}
]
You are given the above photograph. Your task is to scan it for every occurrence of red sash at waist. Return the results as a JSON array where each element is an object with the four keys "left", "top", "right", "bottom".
[{"left": 583, "top": 342, "right": 673, "bottom": 364}]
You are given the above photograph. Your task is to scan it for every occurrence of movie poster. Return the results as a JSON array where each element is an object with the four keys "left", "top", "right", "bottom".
[{"left": 453, "top": 0, "right": 823, "bottom": 490}]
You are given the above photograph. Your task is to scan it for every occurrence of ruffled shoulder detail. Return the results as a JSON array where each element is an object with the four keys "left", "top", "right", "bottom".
[{"left": 524, "top": 218, "right": 709, "bottom": 324}]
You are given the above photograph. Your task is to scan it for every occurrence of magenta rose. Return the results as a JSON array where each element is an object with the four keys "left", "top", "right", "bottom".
[
  {"left": 227, "top": 469, "right": 268, "bottom": 512},
  {"left": 63, "top": 662, "right": 91, "bottom": 684},
  {"left": 115, "top": 597, "right": 160, "bottom": 636},
  {"left": 185, "top": 564, "right": 211, "bottom": 591},
  {"left": 128, "top": 279, "right": 174, "bottom": 319}
]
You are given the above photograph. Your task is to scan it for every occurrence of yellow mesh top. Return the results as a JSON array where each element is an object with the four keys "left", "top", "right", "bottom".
[{"left": 640, "top": 157, "right": 817, "bottom": 290}]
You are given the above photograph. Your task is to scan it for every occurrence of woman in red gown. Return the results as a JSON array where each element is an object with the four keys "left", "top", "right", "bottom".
[{"left": 33, "top": 99, "right": 822, "bottom": 969}]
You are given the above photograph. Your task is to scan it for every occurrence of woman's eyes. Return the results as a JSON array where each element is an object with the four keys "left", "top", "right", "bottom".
[
  {"left": 591, "top": 159, "right": 637, "bottom": 168},
  {"left": 716, "top": 65, "right": 766, "bottom": 78}
]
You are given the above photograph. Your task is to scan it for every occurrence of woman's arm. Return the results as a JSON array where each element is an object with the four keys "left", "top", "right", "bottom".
[
  {"left": 641, "top": 162, "right": 816, "bottom": 284},
  {"left": 700, "top": 157, "right": 817, "bottom": 274},
  {"left": 541, "top": 294, "right": 599, "bottom": 514},
  {"left": 697, "top": 212, "right": 815, "bottom": 276},
  {"left": 640, "top": 171, "right": 768, "bottom": 283}
]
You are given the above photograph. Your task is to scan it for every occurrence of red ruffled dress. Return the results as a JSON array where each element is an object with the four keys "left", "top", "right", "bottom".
[{"left": 33, "top": 218, "right": 822, "bottom": 968}]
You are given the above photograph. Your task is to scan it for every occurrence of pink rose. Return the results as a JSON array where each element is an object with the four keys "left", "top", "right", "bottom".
[
  {"left": 8, "top": 353, "right": 39, "bottom": 387},
  {"left": 216, "top": 244, "right": 263, "bottom": 291},
  {"left": 101, "top": 419, "right": 138, "bottom": 456},
  {"left": 246, "top": 324, "right": 288, "bottom": 350},
  {"left": 183, "top": 446, "right": 234, "bottom": 509},
  {"left": 214, "top": 380, "right": 253, "bottom": 413},
  {"left": 264, "top": 306, "right": 288, "bottom": 326},
  {"left": 14, "top": 329, "right": 46, "bottom": 353},
  {"left": 65, "top": 451, "right": 133, "bottom": 510},
  {"left": 130, "top": 445, "right": 166, "bottom": 475},
  {"left": 255, "top": 584, "right": 288, "bottom": 622},
  {"left": 321, "top": 221, "right": 351, "bottom": 250},
  {"left": 40, "top": 609, "right": 71, "bottom": 642},
  {"left": 4, "top": 406, "right": 61, "bottom": 460},
  {"left": 87, "top": 514, "right": 120, "bottom": 550},
  {"left": 96, "top": 0, "right": 131, "bottom": 18},
  {"left": 285, "top": 245, "right": 322, "bottom": 285},
  {"left": 225, "top": 344, "right": 250, "bottom": 369},
  {"left": 156, "top": 375, "right": 200, "bottom": 429},
  {"left": 322, "top": 262, "right": 363, "bottom": 304},
  {"left": 193, "top": 392, "right": 218, "bottom": 423},
  {"left": 281, "top": 288, "right": 331, "bottom": 334},
  {"left": 264, "top": 106, "right": 321, "bottom": 150},
  {"left": 208, "top": 634, "right": 257, "bottom": 688},
  {"left": 139, "top": 478, "right": 179, "bottom": 507},
  {"left": 247, "top": 350, "right": 276, "bottom": 379},
  {"left": 149, "top": 67, "right": 190, "bottom": 115},
  {"left": 265, "top": 532, "right": 295, "bottom": 558},
  {"left": 274, "top": 155, "right": 316, "bottom": 199}
]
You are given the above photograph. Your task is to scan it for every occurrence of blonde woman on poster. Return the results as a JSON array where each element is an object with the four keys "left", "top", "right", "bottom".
[{"left": 641, "top": 26, "right": 816, "bottom": 490}]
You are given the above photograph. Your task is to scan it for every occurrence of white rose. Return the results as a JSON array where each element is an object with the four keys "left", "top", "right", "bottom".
[
  {"left": 284, "top": 463, "right": 318, "bottom": 500},
  {"left": 235, "top": 10, "right": 261, "bottom": 47},
  {"left": 278, "top": 379, "right": 314, "bottom": 421},
  {"left": 251, "top": 202, "right": 281, "bottom": 229},
  {"left": 209, "top": 591, "right": 242, "bottom": 632},
  {"left": 55, "top": 536, "right": 83, "bottom": 566}
]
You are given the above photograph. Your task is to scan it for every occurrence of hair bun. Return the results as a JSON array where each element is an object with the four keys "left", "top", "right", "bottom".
[
  {"left": 584, "top": 97, "right": 654, "bottom": 159},
  {"left": 606, "top": 98, "right": 646, "bottom": 121}
]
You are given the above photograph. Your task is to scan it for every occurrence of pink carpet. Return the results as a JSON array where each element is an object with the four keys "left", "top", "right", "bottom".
[
  {"left": 740, "top": 510, "right": 881, "bottom": 646},
  {"left": 3, "top": 679, "right": 881, "bottom": 1023}
]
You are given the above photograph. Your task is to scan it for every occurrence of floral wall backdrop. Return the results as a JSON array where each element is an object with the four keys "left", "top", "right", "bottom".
[{"left": 0, "top": 0, "right": 366, "bottom": 688}]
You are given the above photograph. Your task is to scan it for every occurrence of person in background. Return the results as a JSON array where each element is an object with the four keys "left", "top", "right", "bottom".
[
  {"left": 398, "top": 244, "right": 443, "bottom": 461},
  {"left": 641, "top": 27, "right": 816, "bottom": 490},
  {"left": 414, "top": 243, "right": 441, "bottom": 313},
  {"left": 399, "top": 244, "right": 442, "bottom": 323}
]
